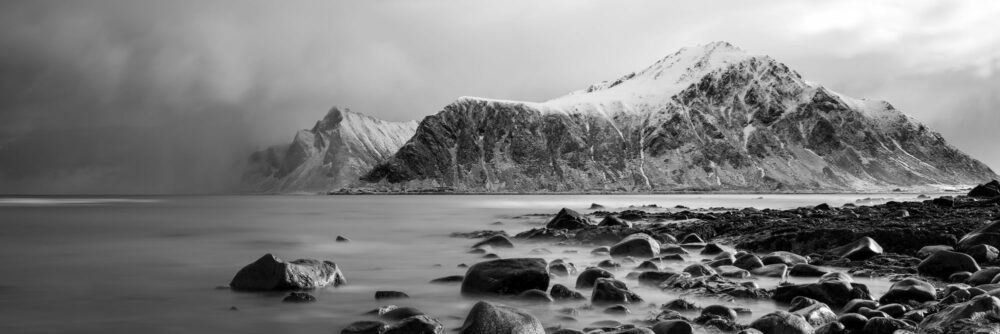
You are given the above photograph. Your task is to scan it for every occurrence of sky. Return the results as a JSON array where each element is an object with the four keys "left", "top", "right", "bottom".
[{"left": 0, "top": 0, "right": 997, "bottom": 194}]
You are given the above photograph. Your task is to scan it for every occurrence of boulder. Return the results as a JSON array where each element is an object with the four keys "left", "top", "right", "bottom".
[
  {"left": 680, "top": 233, "right": 705, "bottom": 244},
  {"left": 472, "top": 235, "right": 515, "bottom": 249},
  {"left": 829, "top": 237, "right": 883, "bottom": 261},
  {"left": 592, "top": 278, "right": 643, "bottom": 305},
  {"left": 229, "top": 253, "right": 346, "bottom": 291},
  {"left": 701, "top": 305, "right": 738, "bottom": 321},
  {"left": 282, "top": 292, "right": 316, "bottom": 303},
  {"left": 789, "top": 264, "right": 829, "bottom": 277},
  {"left": 701, "top": 243, "right": 725, "bottom": 255},
  {"left": 461, "top": 258, "right": 549, "bottom": 296},
  {"left": 717, "top": 266, "right": 751, "bottom": 279},
  {"left": 967, "top": 244, "right": 999, "bottom": 263},
  {"left": 875, "top": 304, "right": 906, "bottom": 318},
  {"left": 651, "top": 320, "right": 693, "bottom": 334},
  {"left": 599, "top": 215, "right": 631, "bottom": 228},
  {"left": 638, "top": 271, "right": 680, "bottom": 286},
  {"left": 550, "top": 284, "right": 586, "bottom": 301},
  {"left": 750, "top": 311, "right": 815, "bottom": 334},
  {"left": 968, "top": 267, "right": 1000, "bottom": 286},
  {"left": 860, "top": 317, "right": 912, "bottom": 334},
  {"left": 374, "top": 291, "right": 409, "bottom": 300},
  {"left": 841, "top": 299, "right": 878, "bottom": 314},
  {"left": 837, "top": 314, "right": 867, "bottom": 331},
  {"left": 546, "top": 208, "right": 592, "bottom": 230},
  {"left": 916, "top": 250, "right": 980, "bottom": 279},
  {"left": 549, "top": 263, "right": 572, "bottom": 277},
  {"left": 385, "top": 315, "right": 443, "bottom": 334},
  {"left": 774, "top": 279, "right": 871, "bottom": 308},
  {"left": 604, "top": 304, "right": 630, "bottom": 315},
  {"left": 342, "top": 321, "right": 388, "bottom": 334},
  {"left": 793, "top": 303, "right": 838, "bottom": 328},
  {"left": 968, "top": 180, "right": 1000, "bottom": 198},
  {"left": 762, "top": 251, "right": 809, "bottom": 266},
  {"left": 637, "top": 260, "right": 660, "bottom": 271},
  {"left": 917, "top": 245, "right": 953, "bottom": 258},
  {"left": 789, "top": 296, "right": 822, "bottom": 312},
  {"left": 517, "top": 289, "right": 553, "bottom": 303},
  {"left": 918, "top": 295, "right": 1000, "bottom": 334},
  {"left": 735, "top": 254, "right": 765, "bottom": 271},
  {"left": 956, "top": 220, "right": 1000, "bottom": 251},
  {"left": 751, "top": 264, "right": 788, "bottom": 277},
  {"left": 879, "top": 278, "right": 936, "bottom": 304},
  {"left": 458, "top": 301, "right": 545, "bottom": 334},
  {"left": 610, "top": 233, "right": 661, "bottom": 258},
  {"left": 683, "top": 263, "right": 717, "bottom": 277},
  {"left": 576, "top": 267, "right": 614, "bottom": 289}
]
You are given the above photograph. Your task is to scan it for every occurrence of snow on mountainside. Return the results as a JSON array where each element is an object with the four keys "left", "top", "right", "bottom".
[
  {"left": 242, "top": 107, "right": 417, "bottom": 193},
  {"left": 363, "top": 41, "right": 997, "bottom": 192}
]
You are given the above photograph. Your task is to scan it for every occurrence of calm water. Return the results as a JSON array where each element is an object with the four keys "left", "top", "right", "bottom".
[{"left": 0, "top": 194, "right": 936, "bottom": 333}]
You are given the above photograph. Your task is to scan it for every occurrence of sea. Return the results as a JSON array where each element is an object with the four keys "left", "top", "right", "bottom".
[{"left": 0, "top": 193, "right": 939, "bottom": 333}]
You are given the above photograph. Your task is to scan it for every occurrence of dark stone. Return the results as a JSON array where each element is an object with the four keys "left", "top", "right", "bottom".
[
  {"left": 336, "top": 235, "right": 350, "bottom": 242},
  {"left": 968, "top": 180, "right": 1000, "bottom": 198},
  {"left": 341, "top": 320, "right": 388, "bottom": 334},
  {"left": 598, "top": 259, "right": 622, "bottom": 270},
  {"left": 749, "top": 311, "right": 814, "bottom": 334},
  {"left": 956, "top": 220, "right": 1000, "bottom": 251},
  {"left": 610, "top": 233, "right": 661, "bottom": 258},
  {"left": 661, "top": 246, "right": 688, "bottom": 255},
  {"left": 837, "top": 313, "right": 867, "bottom": 331},
  {"left": 950, "top": 271, "right": 973, "bottom": 283},
  {"left": 717, "top": 266, "right": 751, "bottom": 279},
  {"left": 592, "top": 246, "right": 610, "bottom": 255},
  {"left": 683, "top": 263, "right": 717, "bottom": 277},
  {"left": 680, "top": 233, "right": 705, "bottom": 244},
  {"left": 604, "top": 304, "right": 630, "bottom": 315},
  {"left": 879, "top": 278, "right": 936, "bottom": 304},
  {"left": 967, "top": 244, "right": 999, "bottom": 263},
  {"left": 576, "top": 267, "right": 614, "bottom": 289},
  {"left": 663, "top": 299, "right": 700, "bottom": 311},
  {"left": 549, "top": 263, "right": 572, "bottom": 277},
  {"left": 789, "top": 296, "right": 822, "bottom": 312},
  {"left": 916, "top": 250, "right": 980, "bottom": 279},
  {"left": 917, "top": 245, "right": 953, "bottom": 258},
  {"left": 230, "top": 253, "right": 346, "bottom": 291},
  {"left": 385, "top": 315, "right": 443, "bottom": 334},
  {"left": 546, "top": 208, "right": 592, "bottom": 230},
  {"left": 734, "top": 254, "right": 765, "bottom": 271},
  {"left": 651, "top": 320, "right": 693, "bottom": 334},
  {"left": 550, "top": 284, "right": 586, "bottom": 301},
  {"left": 841, "top": 299, "right": 879, "bottom": 314},
  {"left": 874, "top": 304, "right": 906, "bottom": 318},
  {"left": 591, "top": 278, "right": 643, "bottom": 305},
  {"left": 701, "top": 243, "right": 725, "bottom": 255},
  {"left": 829, "top": 237, "right": 883, "bottom": 261},
  {"left": 599, "top": 215, "right": 631, "bottom": 227},
  {"left": 762, "top": 251, "right": 809, "bottom": 266},
  {"left": 968, "top": 267, "right": 1000, "bottom": 286},
  {"left": 701, "top": 305, "right": 737, "bottom": 321},
  {"left": 814, "top": 321, "right": 844, "bottom": 334},
  {"left": 461, "top": 258, "right": 549, "bottom": 296},
  {"left": 472, "top": 235, "right": 515, "bottom": 248},
  {"left": 859, "top": 317, "right": 911, "bottom": 334},
  {"left": 789, "top": 264, "right": 829, "bottom": 277},
  {"left": 282, "top": 292, "right": 316, "bottom": 303},
  {"left": 381, "top": 307, "right": 425, "bottom": 321},
  {"left": 920, "top": 295, "right": 1000, "bottom": 334},
  {"left": 375, "top": 291, "right": 408, "bottom": 300},
  {"left": 751, "top": 264, "right": 787, "bottom": 277},
  {"left": 430, "top": 275, "right": 463, "bottom": 284},
  {"left": 517, "top": 289, "right": 552, "bottom": 302},
  {"left": 774, "top": 278, "right": 871, "bottom": 308}
]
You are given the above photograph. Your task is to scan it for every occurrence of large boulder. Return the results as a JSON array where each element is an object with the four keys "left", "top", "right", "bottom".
[
  {"left": 917, "top": 250, "right": 980, "bottom": 279},
  {"left": 750, "top": 311, "right": 815, "bottom": 334},
  {"left": 829, "top": 237, "right": 883, "bottom": 261},
  {"left": 546, "top": 208, "right": 592, "bottom": 230},
  {"left": 918, "top": 295, "right": 1000, "bottom": 334},
  {"left": 458, "top": 301, "right": 545, "bottom": 334},
  {"left": 968, "top": 180, "right": 1000, "bottom": 198},
  {"left": 956, "top": 220, "right": 1000, "bottom": 252},
  {"left": 879, "top": 278, "right": 936, "bottom": 304},
  {"left": 461, "top": 258, "right": 549, "bottom": 296},
  {"left": 610, "top": 233, "right": 661, "bottom": 258},
  {"left": 576, "top": 267, "right": 614, "bottom": 289},
  {"left": 592, "top": 278, "right": 643, "bottom": 305},
  {"left": 229, "top": 253, "right": 346, "bottom": 291}
]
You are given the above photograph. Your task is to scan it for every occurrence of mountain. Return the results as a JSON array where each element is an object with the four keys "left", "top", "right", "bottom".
[
  {"left": 363, "top": 41, "right": 997, "bottom": 192},
  {"left": 242, "top": 107, "right": 417, "bottom": 193}
]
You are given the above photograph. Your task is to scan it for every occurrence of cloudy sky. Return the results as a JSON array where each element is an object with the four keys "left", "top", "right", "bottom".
[{"left": 0, "top": 0, "right": 997, "bottom": 194}]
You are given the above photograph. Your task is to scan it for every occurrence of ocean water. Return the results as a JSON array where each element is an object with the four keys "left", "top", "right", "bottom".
[{"left": 0, "top": 194, "right": 936, "bottom": 333}]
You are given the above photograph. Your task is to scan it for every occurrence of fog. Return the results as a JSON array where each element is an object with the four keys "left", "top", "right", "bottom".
[{"left": 0, "top": 0, "right": 996, "bottom": 194}]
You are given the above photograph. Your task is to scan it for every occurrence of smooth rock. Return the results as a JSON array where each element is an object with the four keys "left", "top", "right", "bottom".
[
  {"left": 701, "top": 243, "right": 725, "bottom": 255},
  {"left": 458, "top": 301, "right": 545, "bottom": 334},
  {"left": 282, "top": 292, "right": 316, "bottom": 303},
  {"left": 956, "top": 220, "right": 1000, "bottom": 251},
  {"left": 610, "top": 233, "right": 661, "bottom": 258},
  {"left": 917, "top": 250, "right": 980, "bottom": 280},
  {"left": 968, "top": 180, "right": 1000, "bottom": 198},
  {"left": 638, "top": 271, "right": 680, "bottom": 286},
  {"left": 430, "top": 275, "right": 463, "bottom": 284},
  {"left": 837, "top": 313, "right": 868, "bottom": 331},
  {"left": 591, "top": 278, "right": 642, "bottom": 305},
  {"left": 683, "top": 263, "right": 717, "bottom": 277},
  {"left": 385, "top": 315, "right": 443, "bottom": 334},
  {"left": 717, "top": 265, "right": 751, "bottom": 279},
  {"left": 789, "top": 264, "right": 829, "bottom": 277},
  {"left": 375, "top": 291, "right": 409, "bottom": 300},
  {"left": 550, "top": 284, "right": 586, "bottom": 301},
  {"left": 967, "top": 244, "right": 999, "bottom": 263},
  {"left": 918, "top": 295, "right": 1000, "bottom": 334},
  {"left": 472, "top": 235, "right": 515, "bottom": 249},
  {"left": 342, "top": 321, "right": 388, "bottom": 334},
  {"left": 230, "top": 253, "right": 346, "bottom": 291},
  {"left": 576, "top": 267, "right": 614, "bottom": 289},
  {"left": 829, "top": 237, "right": 883, "bottom": 261},
  {"left": 751, "top": 264, "right": 788, "bottom": 277},
  {"left": 793, "top": 303, "right": 838, "bottom": 327},
  {"left": 517, "top": 289, "right": 553, "bottom": 302},
  {"left": 546, "top": 208, "right": 592, "bottom": 230},
  {"left": 680, "top": 234, "right": 705, "bottom": 244},
  {"left": 917, "top": 245, "right": 953, "bottom": 258},
  {"left": 735, "top": 254, "right": 765, "bottom": 271},
  {"left": 701, "top": 305, "right": 738, "bottom": 321},
  {"left": 599, "top": 215, "right": 631, "bottom": 228},
  {"left": 860, "top": 317, "right": 911, "bottom": 334},
  {"left": 762, "top": 251, "right": 809, "bottom": 266},
  {"left": 879, "top": 278, "right": 936, "bottom": 304},
  {"left": 461, "top": 258, "right": 549, "bottom": 296},
  {"left": 750, "top": 311, "right": 815, "bottom": 334},
  {"left": 652, "top": 320, "right": 693, "bottom": 334}
]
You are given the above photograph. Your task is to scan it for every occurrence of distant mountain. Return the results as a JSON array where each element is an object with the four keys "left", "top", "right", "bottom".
[
  {"left": 242, "top": 107, "right": 417, "bottom": 193},
  {"left": 362, "top": 41, "right": 997, "bottom": 192}
]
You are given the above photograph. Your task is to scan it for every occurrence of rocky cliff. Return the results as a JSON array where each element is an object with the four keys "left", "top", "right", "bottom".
[
  {"left": 242, "top": 107, "right": 417, "bottom": 193},
  {"left": 363, "top": 42, "right": 996, "bottom": 192}
]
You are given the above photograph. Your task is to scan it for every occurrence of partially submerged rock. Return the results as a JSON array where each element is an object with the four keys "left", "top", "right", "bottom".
[
  {"left": 546, "top": 208, "right": 592, "bottom": 230},
  {"left": 458, "top": 301, "right": 545, "bottom": 334},
  {"left": 879, "top": 277, "right": 936, "bottom": 304},
  {"left": 461, "top": 258, "right": 549, "bottom": 296},
  {"left": 750, "top": 311, "right": 815, "bottom": 334},
  {"left": 957, "top": 220, "right": 1000, "bottom": 252},
  {"left": 229, "top": 253, "right": 346, "bottom": 291},
  {"left": 610, "top": 233, "right": 661, "bottom": 258},
  {"left": 829, "top": 237, "right": 883, "bottom": 261},
  {"left": 916, "top": 250, "right": 980, "bottom": 279},
  {"left": 592, "top": 278, "right": 642, "bottom": 305}
]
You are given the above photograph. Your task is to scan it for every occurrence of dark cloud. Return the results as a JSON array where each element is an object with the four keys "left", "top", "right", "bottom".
[{"left": 0, "top": 0, "right": 996, "bottom": 193}]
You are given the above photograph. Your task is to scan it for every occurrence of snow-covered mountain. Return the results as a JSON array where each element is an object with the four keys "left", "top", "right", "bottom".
[
  {"left": 362, "top": 42, "right": 997, "bottom": 192},
  {"left": 242, "top": 107, "right": 417, "bottom": 193}
]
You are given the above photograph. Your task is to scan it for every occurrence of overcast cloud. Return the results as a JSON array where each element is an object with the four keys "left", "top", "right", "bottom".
[{"left": 0, "top": 0, "right": 997, "bottom": 194}]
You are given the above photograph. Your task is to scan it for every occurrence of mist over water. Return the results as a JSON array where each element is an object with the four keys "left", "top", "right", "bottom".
[{"left": 0, "top": 193, "right": 929, "bottom": 333}]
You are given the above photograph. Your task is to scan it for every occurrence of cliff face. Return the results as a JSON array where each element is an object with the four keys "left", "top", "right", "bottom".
[
  {"left": 364, "top": 42, "right": 996, "bottom": 192},
  {"left": 243, "top": 107, "right": 417, "bottom": 193}
]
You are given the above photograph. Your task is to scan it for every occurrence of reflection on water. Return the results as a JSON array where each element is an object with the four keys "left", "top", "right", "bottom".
[{"left": 0, "top": 194, "right": 934, "bottom": 333}]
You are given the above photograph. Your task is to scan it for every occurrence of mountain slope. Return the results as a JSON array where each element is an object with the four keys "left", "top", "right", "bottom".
[
  {"left": 364, "top": 42, "right": 997, "bottom": 192},
  {"left": 242, "top": 107, "right": 417, "bottom": 193}
]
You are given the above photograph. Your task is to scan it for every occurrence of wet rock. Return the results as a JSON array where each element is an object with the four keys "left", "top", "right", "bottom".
[
  {"left": 949, "top": 271, "right": 973, "bottom": 283},
  {"left": 375, "top": 291, "right": 409, "bottom": 300},
  {"left": 879, "top": 278, "right": 936, "bottom": 304},
  {"left": 634, "top": 260, "right": 659, "bottom": 271},
  {"left": 750, "top": 311, "right": 815, "bottom": 334},
  {"left": 683, "top": 263, "right": 717, "bottom": 277},
  {"left": 793, "top": 303, "right": 838, "bottom": 327},
  {"left": 472, "top": 235, "right": 515, "bottom": 249},
  {"left": 604, "top": 304, "right": 630, "bottom": 315},
  {"left": 680, "top": 233, "right": 705, "bottom": 244},
  {"left": 701, "top": 243, "right": 725, "bottom": 255},
  {"left": 968, "top": 180, "right": 1000, "bottom": 198},
  {"left": 829, "top": 237, "right": 883, "bottom": 261},
  {"left": 517, "top": 289, "right": 553, "bottom": 303},
  {"left": 751, "top": 264, "right": 788, "bottom": 277},
  {"left": 336, "top": 235, "right": 350, "bottom": 242},
  {"left": 837, "top": 313, "right": 867, "bottom": 331},
  {"left": 659, "top": 254, "right": 685, "bottom": 262},
  {"left": 550, "top": 284, "right": 586, "bottom": 301},
  {"left": 546, "top": 208, "right": 593, "bottom": 230},
  {"left": 919, "top": 295, "right": 1000, "bottom": 334},
  {"left": 590, "top": 203, "right": 606, "bottom": 209},
  {"left": 663, "top": 299, "right": 700, "bottom": 311},
  {"left": 651, "top": 320, "right": 693, "bottom": 334},
  {"left": 661, "top": 246, "right": 688, "bottom": 255},
  {"left": 735, "top": 254, "right": 765, "bottom": 271},
  {"left": 875, "top": 304, "right": 906, "bottom": 318},
  {"left": 967, "top": 244, "right": 999, "bottom": 263},
  {"left": 701, "top": 305, "right": 738, "bottom": 321},
  {"left": 842, "top": 299, "right": 879, "bottom": 314},
  {"left": 917, "top": 245, "right": 953, "bottom": 258},
  {"left": 789, "top": 296, "right": 822, "bottom": 312},
  {"left": 381, "top": 306, "right": 425, "bottom": 321},
  {"left": 762, "top": 251, "right": 809, "bottom": 266},
  {"left": 638, "top": 271, "right": 680, "bottom": 286},
  {"left": 576, "top": 267, "right": 614, "bottom": 289},
  {"left": 599, "top": 216, "right": 631, "bottom": 228},
  {"left": 860, "top": 317, "right": 911, "bottom": 334},
  {"left": 229, "top": 253, "right": 346, "bottom": 291},
  {"left": 717, "top": 266, "right": 751, "bottom": 279},
  {"left": 592, "top": 278, "right": 643, "bottom": 305},
  {"left": 341, "top": 320, "right": 388, "bottom": 334},
  {"left": 592, "top": 246, "right": 611, "bottom": 255},
  {"left": 458, "top": 301, "right": 544, "bottom": 334},
  {"left": 814, "top": 321, "right": 844, "bottom": 334},
  {"left": 550, "top": 263, "right": 572, "bottom": 277},
  {"left": 461, "top": 258, "right": 549, "bottom": 296},
  {"left": 969, "top": 267, "right": 1000, "bottom": 285},
  {"left": 610, "top": 233, "right": 661, "bottom": 258},
  {"left": 598, "top": 259, "right": 622, "bottom": 270},
  {"left": 282, "top": 292, "right": 316, "bottom": 303},
  {"left": 385, "top": 315, "right": 443, "bottom": 334},
  {"left": 916, "top": 250, "right": 980, "bottom": 280},
  {"left": 774, "top": 278, "right": 871, "bottom": 309},
  {"left": 429, "top": 275, "right": 463, "bottom": 284},
  {"left": 789, "top": 264, "right": 830, "bottom": 277},
  {"left": 956, "top": 220, "right": 1000, "bottom": 252}
]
